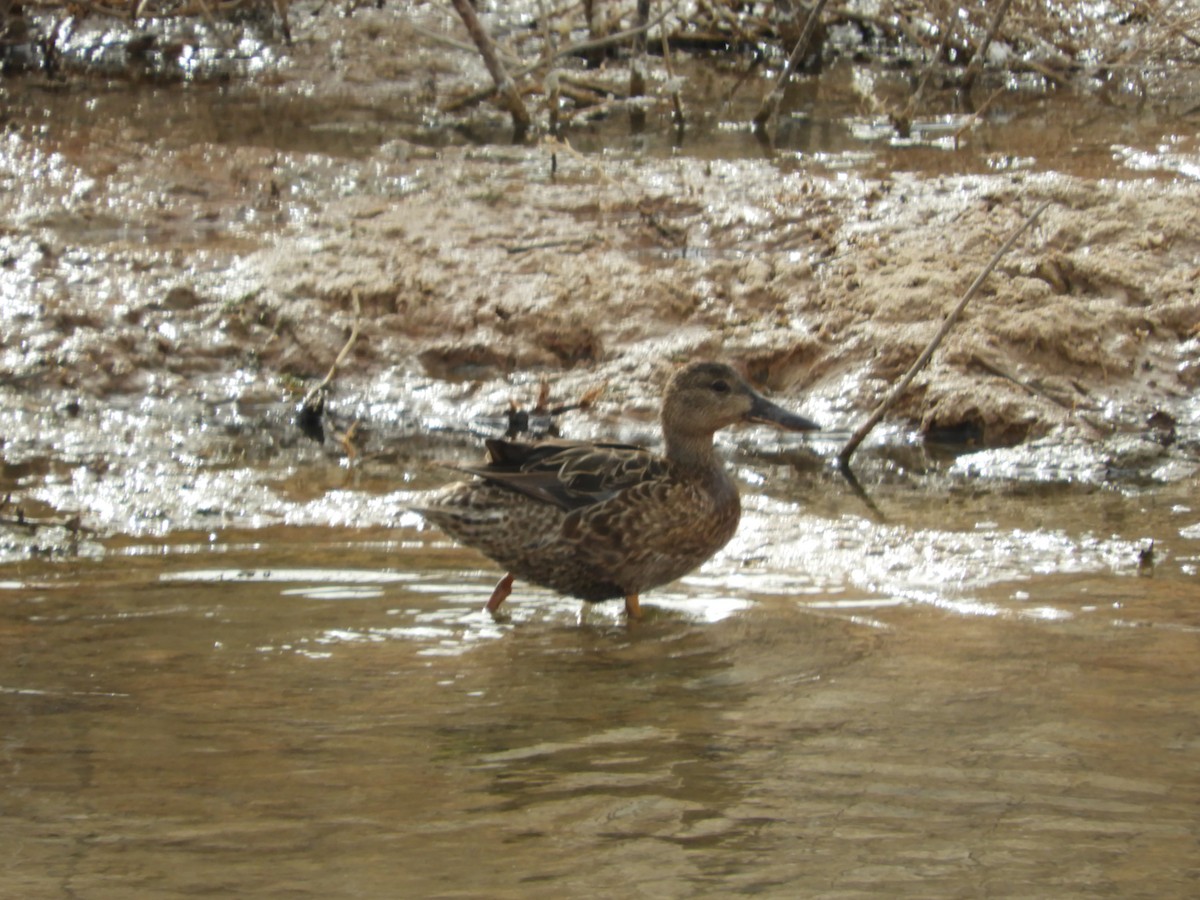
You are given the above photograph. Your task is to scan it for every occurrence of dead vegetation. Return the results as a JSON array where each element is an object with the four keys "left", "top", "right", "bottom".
[
  {"left": 3, "top": 0, "right": 1197, "bottom": 110},
  {"left": 436, "top": 1, "right": 1200, "bottom": 135}
]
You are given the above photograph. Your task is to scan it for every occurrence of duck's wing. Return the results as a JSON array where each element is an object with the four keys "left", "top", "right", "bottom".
[{"left": 452, "top": 438, "right": 667, "bottom": 512}]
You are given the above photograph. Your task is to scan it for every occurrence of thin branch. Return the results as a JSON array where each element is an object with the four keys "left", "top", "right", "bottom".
[
  {"left": 559, "top": 5, "right": 675, "bottom": 62},
  {"left": 952, "top": 86, "right": 1004, "bottom": 148},
  {"left": 448, "top": 0, "right": 532, "bottom": 135},
  {"left": 300, "top": 290, "right": 362, "bottom": 413},
  {"left": 836, "top": 199, "right": 1052, "bottom": 472},
  {"left": 752, "top": 0, "right": 829, "bottom": 133},
  {"left": 192, "top": 0, "right": 231, "bottom": 50},
  {"left": 659, "top": 0, "right": 685, "bottom": 129},
  {"left": 442, "top": 7, "right": 675, "bottom": 114},
  {"left": 891, "top": 7, "right": 958, "bottom": 137},
  {"left": 630, "top": 0, "right": 650, "bottom": 128},
  {"left": 961, "top": 0, "right": 1015, "bottom": 93}
]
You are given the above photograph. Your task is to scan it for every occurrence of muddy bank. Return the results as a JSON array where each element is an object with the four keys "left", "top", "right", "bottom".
[
  {"left": 1, "top": 4, "right": 1199, "bottom": 554},
  {"left": 3, "top": 130, "right": 1197, "bottom": 438},
  {"left": 238, "top": 155, "right": 1200, "bottom": 448}
]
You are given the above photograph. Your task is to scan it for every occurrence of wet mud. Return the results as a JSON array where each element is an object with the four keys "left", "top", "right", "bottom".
[{"left": 2, "top": 4, "right": 1198, "bottom": 555}]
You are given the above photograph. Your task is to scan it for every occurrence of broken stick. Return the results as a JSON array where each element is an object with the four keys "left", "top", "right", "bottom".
[
  {"left": 297, "top": 289, "right": 363, "bottom": 446},
  {"left": 836, "top": 199, "right": 1052, "bottom": 472},
  {"left": 449, "top": 0, "right": 532, "bottom": 136}
]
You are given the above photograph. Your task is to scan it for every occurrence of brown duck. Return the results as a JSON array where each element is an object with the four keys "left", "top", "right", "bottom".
[{"left": 415, "top": 361, "right": 818, "bottom": 617}]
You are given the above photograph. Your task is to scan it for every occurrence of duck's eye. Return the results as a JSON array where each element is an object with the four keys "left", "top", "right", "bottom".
[{"left": 711, "top": 379, "right": 731, "bottom": 393}]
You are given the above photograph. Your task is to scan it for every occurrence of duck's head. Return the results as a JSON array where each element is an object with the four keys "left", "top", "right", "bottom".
[{"left": 662, "top": 361, "right": 819, "bottom": 439}]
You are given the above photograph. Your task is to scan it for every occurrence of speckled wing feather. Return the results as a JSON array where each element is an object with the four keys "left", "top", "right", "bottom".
[{"left": 450, "top": 438, "right": 669, "bottom": 511}]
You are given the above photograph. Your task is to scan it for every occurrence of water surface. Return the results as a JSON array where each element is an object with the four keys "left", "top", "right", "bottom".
[{"left": 3, "top": 480, "right": 1197, "bottom": 897}]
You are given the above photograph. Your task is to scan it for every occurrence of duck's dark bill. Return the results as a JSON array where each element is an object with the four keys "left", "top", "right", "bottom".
[{"left": 746, "top": 393, "right": 820, "bottom": 432}]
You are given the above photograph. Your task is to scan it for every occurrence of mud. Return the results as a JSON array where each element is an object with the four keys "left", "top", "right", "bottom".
[{"left": 1, "top": 2, "right": 1199, "bottom": 554}]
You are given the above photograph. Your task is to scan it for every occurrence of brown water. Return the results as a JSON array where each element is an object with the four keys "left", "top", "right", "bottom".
[
  {"left": 5, "top": 58, "right": 1192, "bottom": 181},
  {"left": 3, "top": 478, "right": 1198, "bottom": 898}
]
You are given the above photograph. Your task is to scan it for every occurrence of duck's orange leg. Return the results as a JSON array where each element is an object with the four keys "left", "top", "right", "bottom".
[
  {"left": 624, "top": 593, "right": 641, "bottom": 619},
  {"left": 485, "top": 572, "right": 515, "bottom": 613}
]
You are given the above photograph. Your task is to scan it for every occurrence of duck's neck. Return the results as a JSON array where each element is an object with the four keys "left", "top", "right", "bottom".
[{"left": 663, "top": 429, "right": 719, "bottom": 472}]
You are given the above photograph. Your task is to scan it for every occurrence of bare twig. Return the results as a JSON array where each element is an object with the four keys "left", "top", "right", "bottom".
[
  {"left": 837, "top": 199, "right": 1053, "bottom": 472},
  {"left": 409, "top": 22, "right": 490, "bottom": 57},
  {"left": 272, "top": 0, "right": 291, "bottom": 44},
  {"left": 961, "top": 0, "right": 1015, "bottom": 93},
  {"left": 752, "top": 0, "right": 829, "bottom": 133},
  {"left": 449, "top": 0, "right": 532, "bottom": 136},
  {"left": 952, "top": 86, "right": 1005, "bottom": 148},
  {"left": 559, "top": 5, "right": 675, "bottom": 62},
  {"left": 970, "top": 355, "right": 1087, "bottom": 409},
  {"left": 300, "top": 290, "right": 362, "bottom": 413},
  {"left": 659, "top": 0, "right": 685, "bottom": 129},
  {"left": 891, "top": 8, "right": 958, "bottom": 137},
  {"left": 442, "top": 7, "right": 674, "bottom": 114},
  {"left": 192, "top": 0, "right": 231, "bottom": 50},
  {"left": 630, "top": 0, "right": 650, "bottom": 129}
]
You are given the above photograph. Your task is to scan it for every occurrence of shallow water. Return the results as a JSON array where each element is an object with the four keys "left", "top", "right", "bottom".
[
  {"left": 3, "top": 478, "right": 1198, "bottom": 898},
  {"left": 5, "top": 57, "right": 1194, "bottom": 182}
]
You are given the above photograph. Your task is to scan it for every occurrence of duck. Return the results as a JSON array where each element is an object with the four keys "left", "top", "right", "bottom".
[{"left": 414, "top": 361, "right": 818, "bottom": 617}]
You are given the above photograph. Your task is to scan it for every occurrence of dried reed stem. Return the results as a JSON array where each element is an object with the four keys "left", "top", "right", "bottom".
[{"left": 837, "top": 199, "right": 1052, "bottom": 472}]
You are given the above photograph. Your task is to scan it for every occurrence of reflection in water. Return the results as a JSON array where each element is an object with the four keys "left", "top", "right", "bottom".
[{"left": 2, "top": 483, "right": 1198, "bottom": 897}]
